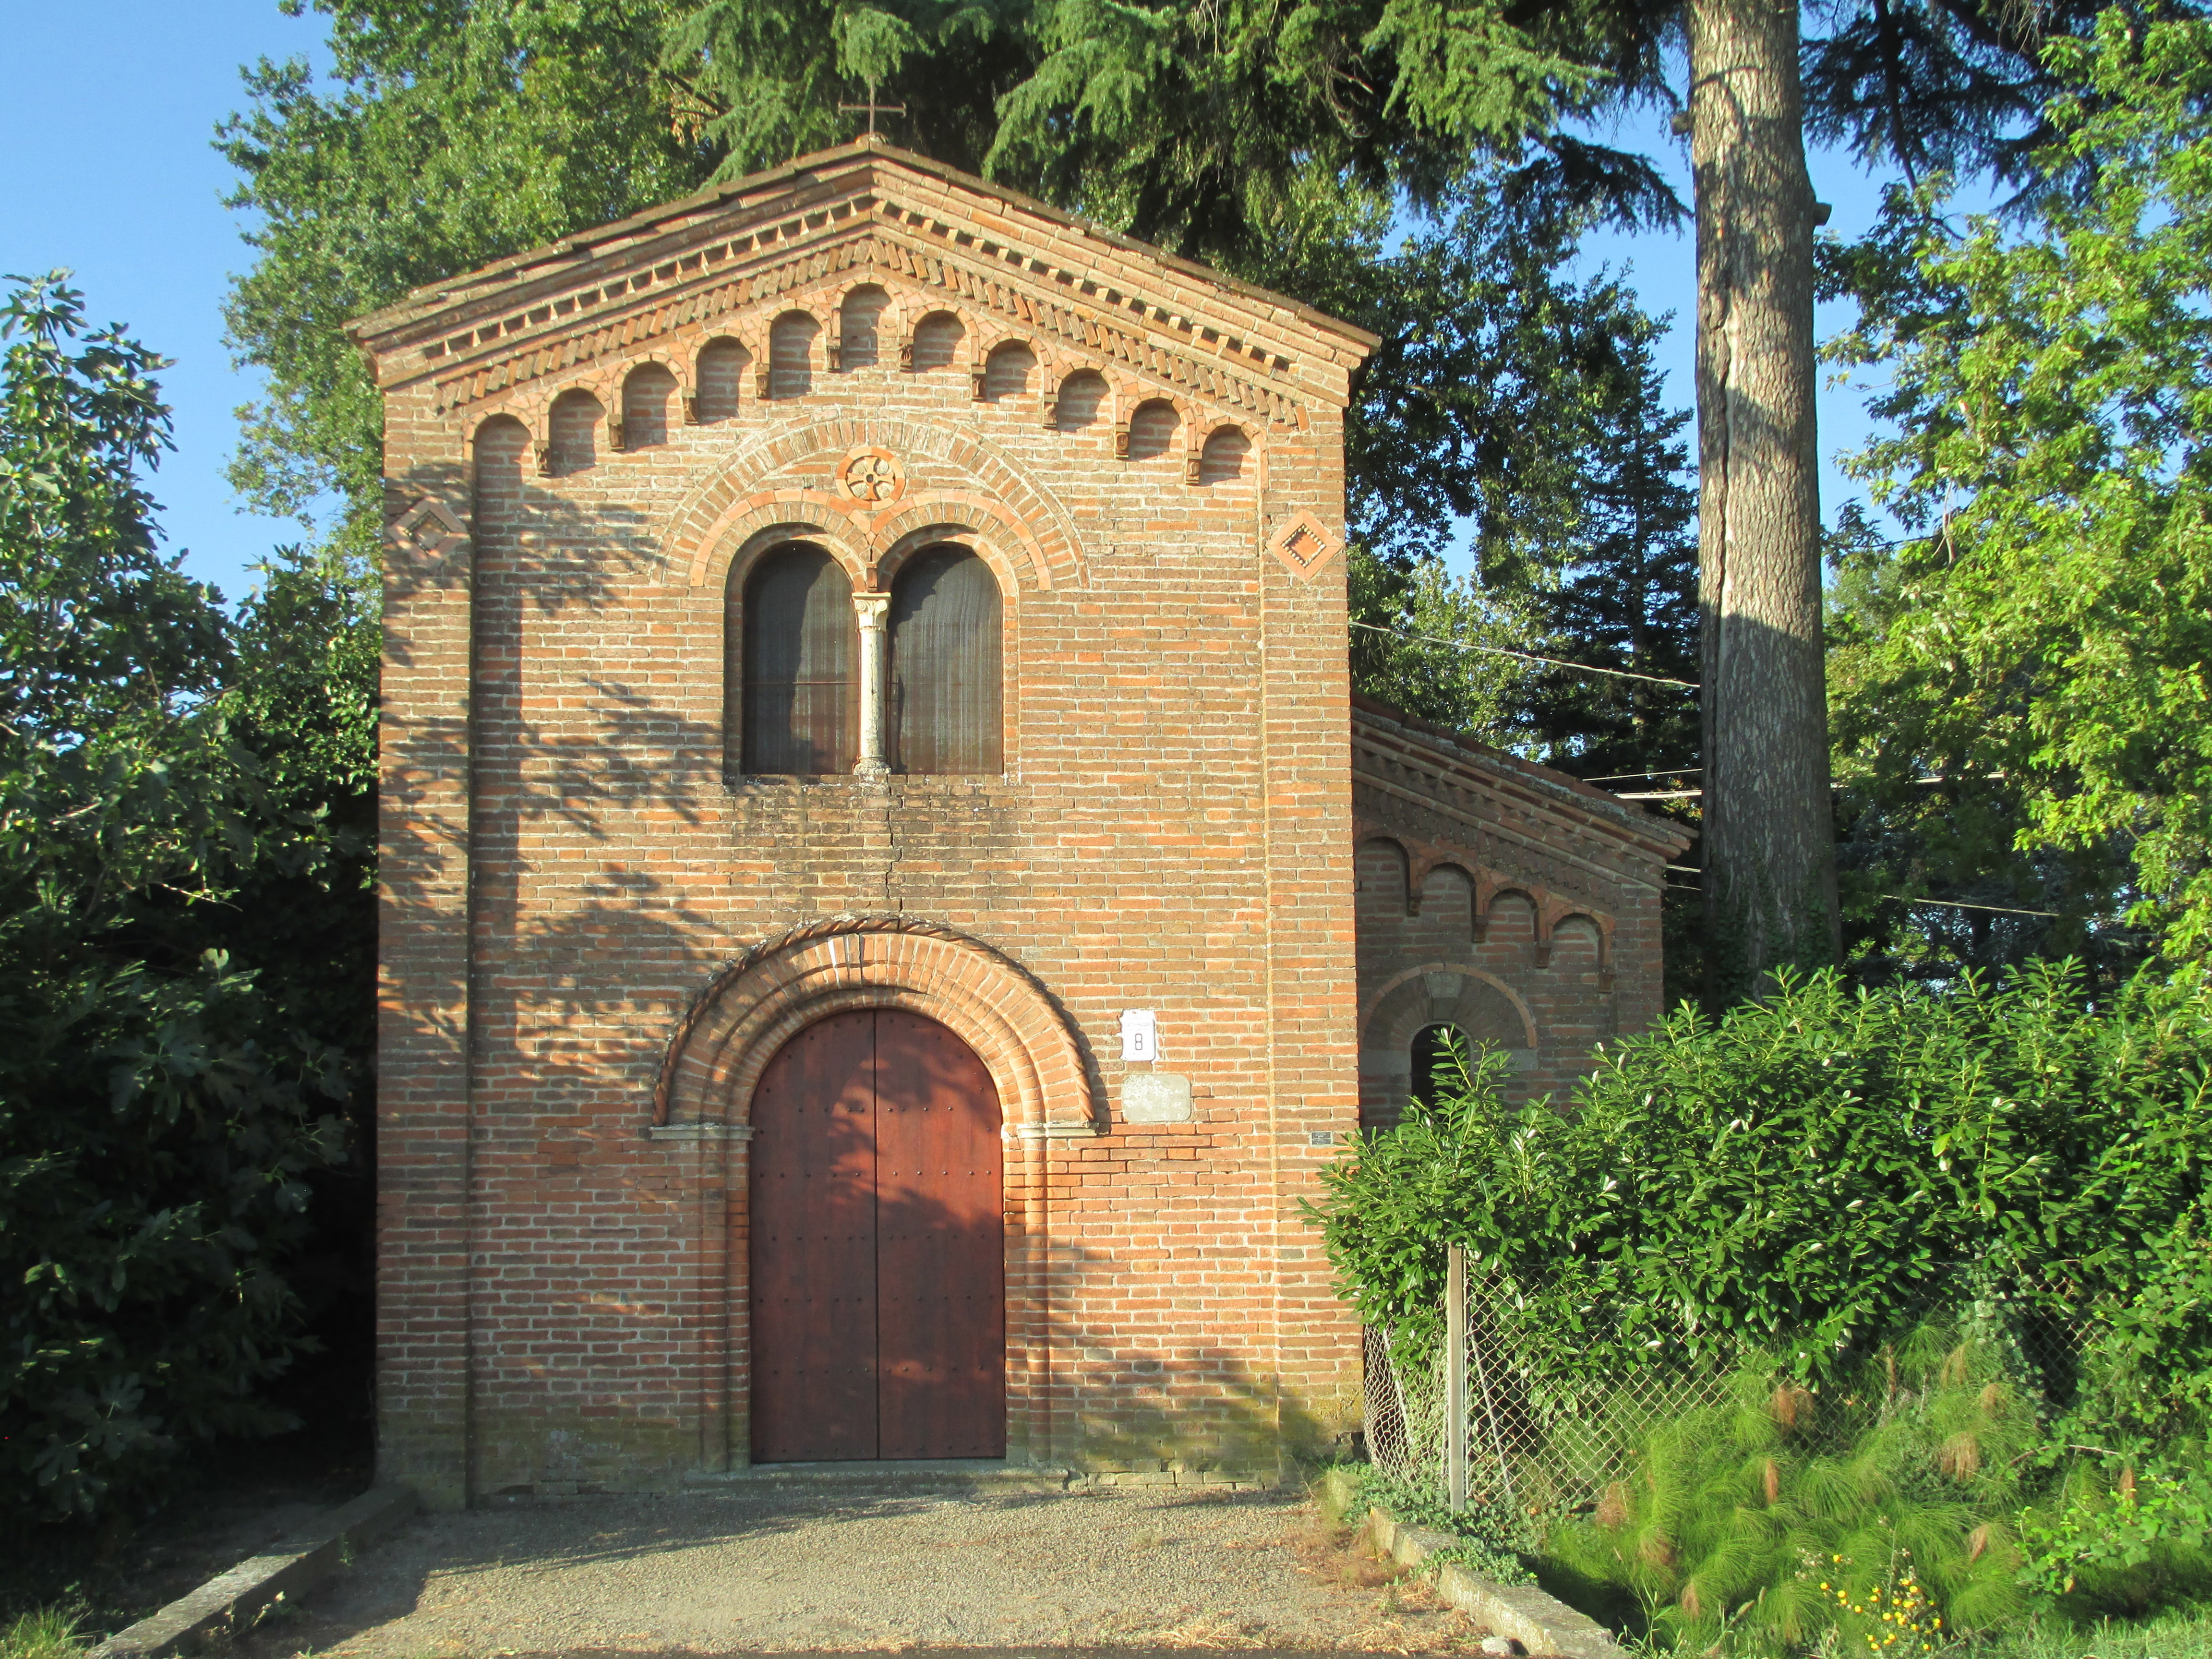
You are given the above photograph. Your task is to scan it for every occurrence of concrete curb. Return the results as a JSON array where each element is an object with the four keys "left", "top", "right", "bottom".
[
  {"left": 1365, "top": 1506, "right": 1625, "bottom": 1659},
  {"left": 92, "top": 1486, "right": 418, "bottom": 1659}
]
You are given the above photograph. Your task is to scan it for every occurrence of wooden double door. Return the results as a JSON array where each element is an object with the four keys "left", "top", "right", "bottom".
[{"left": 749, "top": 1009, "right": 1006, "bottom": 1462}]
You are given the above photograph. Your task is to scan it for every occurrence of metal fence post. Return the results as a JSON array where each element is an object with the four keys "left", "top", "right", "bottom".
[{"left": 1446, "top": 1243, "right": 1468, "bottom": 1512}]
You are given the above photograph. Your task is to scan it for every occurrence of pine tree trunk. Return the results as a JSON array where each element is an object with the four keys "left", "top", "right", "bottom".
[{"left": 1689, "top": 0, "right": 1839, "bottom": 997}]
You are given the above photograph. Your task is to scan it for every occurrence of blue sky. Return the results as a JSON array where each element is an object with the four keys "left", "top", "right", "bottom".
[
  {"left": 2, "top": 3, "right": 1929, "bottom": 600},
  {"left": 0, "top": 0, "right": 330, "bottom": 603}
]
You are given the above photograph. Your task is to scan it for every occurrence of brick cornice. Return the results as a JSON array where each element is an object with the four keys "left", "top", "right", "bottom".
[
  {"left": 355, "top": 142, "right": 1375, "bottom": 351},
  {"left": 385, "top": 222, "right": 1321, "bottom": 436},
  {"left": 353, "top": 144, "right": 1372, "bottom": 421},
  {"left": 1352, "top": 699, "right": 1694, "bottom": 862}
]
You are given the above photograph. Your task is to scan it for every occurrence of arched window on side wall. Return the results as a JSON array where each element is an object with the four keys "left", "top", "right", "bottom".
[
  {"left": 547, "top": 388, "right": 602, "bottom": 475},
  {"left": 889, "top": 545, "right": 1002, "bottom": 775},
  {"left": 982, "top": 342, "right": 1034, "bottom": 401},
  {"left": 1410, "top": 1022, "right": 1472, "bottom": 1110},
  {"left": 1199, "top": 425, "right": 1250, "bottom": 484},
  {"left": 1053, "top": 370, "right": 1106, "bottom": 431},
  {"left": 733, "top": 545, "right": 855, "bottom": 775},
  {"left": 1127, "top": 398, "right": 1178, "bottom": 459}
]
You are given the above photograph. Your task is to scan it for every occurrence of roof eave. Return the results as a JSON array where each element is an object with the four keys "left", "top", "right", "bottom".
[
  {"left": 1351, "top": 694, "right": 1696, "bottom": 860},
  {"left": 346, "top": 138, "right": 1380, "bottom": 361}
]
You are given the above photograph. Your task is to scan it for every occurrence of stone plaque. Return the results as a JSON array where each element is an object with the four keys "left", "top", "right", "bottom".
[{"left": 1122, "top": 1071, "right": 1193, "bottom": 1124}]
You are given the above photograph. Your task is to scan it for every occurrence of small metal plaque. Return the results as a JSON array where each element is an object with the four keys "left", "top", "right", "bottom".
[{"left": 1122, "top": 1071, "right": 1192, "bottom": 1124}]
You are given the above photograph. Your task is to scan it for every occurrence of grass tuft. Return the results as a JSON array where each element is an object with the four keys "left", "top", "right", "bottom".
[{"left": 0, "top": 1606, "right": 84, "bottom": 1659}]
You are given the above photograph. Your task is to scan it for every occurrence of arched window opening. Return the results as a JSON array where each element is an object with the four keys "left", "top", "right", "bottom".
[
  {"left": 547, "top": 389, "right": 602, "bottom": 475},
  {"left": 839, "top": 286, "right": 887, "bottom": 370},
  {"left": 735, "top": 544, "right": 855, "bottom": 775},
  {"left": 911, "top": 311, "right": 963, "bottom": 371},
  {"left": 1053, "top": 370, "right": 1106, "bottom": 431},
  {"left": 1410, "top": 1022, "right": 1472, "bottom": 1109},
  {"left": 620, "top": 363, "right": 675, "bottom": 450},
  {"left": 982, "top": 341, "right": 1035, "bottom": 401},
  {"left": 769, "top": 312, "right": 817, "bottom": 398},
  {"left": 695, "top": 339, "right": 748, "bottom": 421},
  {"left": 1127, "top": 398, "right": 1178, "bottom": 460},
  {"left": 1199, "top": 425, "right": 1250, "bottom": 484},
  {"left": 890, "top": 545, "right": 1002, "bottom": 776}
]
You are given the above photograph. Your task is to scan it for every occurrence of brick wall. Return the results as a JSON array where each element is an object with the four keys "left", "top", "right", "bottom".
[{"left": 367, "top": 150, "right": 1379, "bottom": 1501}]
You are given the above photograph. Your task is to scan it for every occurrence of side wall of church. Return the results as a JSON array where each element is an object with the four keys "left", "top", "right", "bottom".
[
  {"left": 373, "top": 264, "right": 1363, "bottom": 1503},
  {"left": 1348, "top": 716, "right": 1681, "bottom": 1128}
]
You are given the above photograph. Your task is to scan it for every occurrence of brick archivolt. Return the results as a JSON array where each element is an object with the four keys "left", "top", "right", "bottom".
[
  {"left": 653, "top": 915, "right": 1098, "bottom": 1139},
  {"left": 1360, "top": 963, "right": 1539, "bottom": 1055},
  {"left": 665, "top": 417, "right": 1079, "bottom": 591}
]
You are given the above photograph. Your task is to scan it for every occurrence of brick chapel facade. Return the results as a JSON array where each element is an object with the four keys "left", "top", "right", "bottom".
[{"left": 353, "top": 139, "right": 1691, "bottom": 1508}]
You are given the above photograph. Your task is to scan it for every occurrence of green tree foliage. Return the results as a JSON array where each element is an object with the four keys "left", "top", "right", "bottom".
[
  {"left": 669, "top": 0, "right": 1030, "bottom": 175},
  {"left": 1825, "top": 14, "right": 2212, "bottom": 964},
  {"left": 1826, "top": 505, "right": 2143, "bottom": 987},
  {"left": 1315, "top": 964, "right": 2212, "bottom": 1631},
  {"left": 985, "top": 0, "right": 1676, "bottom": 269},
  {"left": 1333, "top": 181, "right": 1697, "bottom": 762},
  {"left": 1310, "top": 963, "right": 2212, "bottom": 1397},
  {"left": 1525, "top": 351, "right": 1695, "bottom": 779},
  {"left": 0, "top": 275, "right": 349, "bottom": 1519},
  {"left": 220, "top": 0, "right": 718, "bottom": 559}
]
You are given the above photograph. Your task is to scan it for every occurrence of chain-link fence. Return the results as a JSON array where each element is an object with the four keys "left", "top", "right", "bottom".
[{"left": 1363, "top": 1250, "right": 2090, "bottom": 1523}]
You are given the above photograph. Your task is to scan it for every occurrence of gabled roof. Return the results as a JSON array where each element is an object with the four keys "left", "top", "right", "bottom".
[
  {"left": 348, "top": 136, "right": 1376, "bottom": 424},
  {"left": 1351, "top": 694, "right": 1695, "bottom": 861}
]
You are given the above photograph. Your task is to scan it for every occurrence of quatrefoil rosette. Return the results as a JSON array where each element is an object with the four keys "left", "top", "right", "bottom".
[{"left": 838, "top": 446, "right": 907, "bottom": 506}]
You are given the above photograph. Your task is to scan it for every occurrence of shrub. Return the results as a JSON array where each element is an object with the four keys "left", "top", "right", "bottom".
[
  {"left": 0, "top": 275, "right": 351, "bottom": 1520},
  {"left": 1311, "top": 961, "right": 2212, "bottom": 1407}
]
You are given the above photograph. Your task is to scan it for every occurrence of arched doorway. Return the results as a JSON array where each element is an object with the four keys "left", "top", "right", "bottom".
[{"left": 749, "top": 1009, "right": 1005, "bottom": 1462}]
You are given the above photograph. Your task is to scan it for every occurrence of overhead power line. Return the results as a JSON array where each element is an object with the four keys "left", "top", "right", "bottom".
[
  {"left": 1349, "top": 621, "right": 1701, "bottom": 690},
  {"left": 1665, "top": 872, "right": 2064, "bottom": 921},
  {"left": 1886, "top": 894, "right": 2062, "bottom": 918},
  {"left": 1582, "top": 766, "right": 1702, "bottom": 783}
]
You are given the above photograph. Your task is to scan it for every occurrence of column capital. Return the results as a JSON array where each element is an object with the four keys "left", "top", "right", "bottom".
[{"left": 852, "top": 590, "right": 892, "bottom": 626}]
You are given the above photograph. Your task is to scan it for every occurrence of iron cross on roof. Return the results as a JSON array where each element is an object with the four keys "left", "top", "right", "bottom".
[{"left": 839, "top": 80, "right": 909, "bottom": 138}]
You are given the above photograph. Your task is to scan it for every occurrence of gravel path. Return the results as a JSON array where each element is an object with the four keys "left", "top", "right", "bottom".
[{"left": 242, "top": 1481, "right": 1482, "bottom": 1656}]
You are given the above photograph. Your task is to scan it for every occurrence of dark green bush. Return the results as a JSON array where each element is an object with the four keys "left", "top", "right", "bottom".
[
  {"left": 0, "top": 275, "right": 352, "bottom": 1519},
  {"left": 1312, "top": 962, "right": 2212, "bottom": 1397}
]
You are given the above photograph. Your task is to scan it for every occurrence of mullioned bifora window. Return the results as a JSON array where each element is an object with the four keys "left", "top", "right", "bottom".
[
  {"left": 736, "top": 544, "right": 855, "bottom": 775},
  {"left": 730, "top": 541, "right": 1004, "bottom": 777},
  {"left": 890, "top": 545, "right": 1003, "bottom": 775}
]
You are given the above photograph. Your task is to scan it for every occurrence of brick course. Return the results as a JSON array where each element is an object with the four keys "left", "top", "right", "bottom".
[{"left": 356, "top": 138, "right": 1687, "bottom": 1507}]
